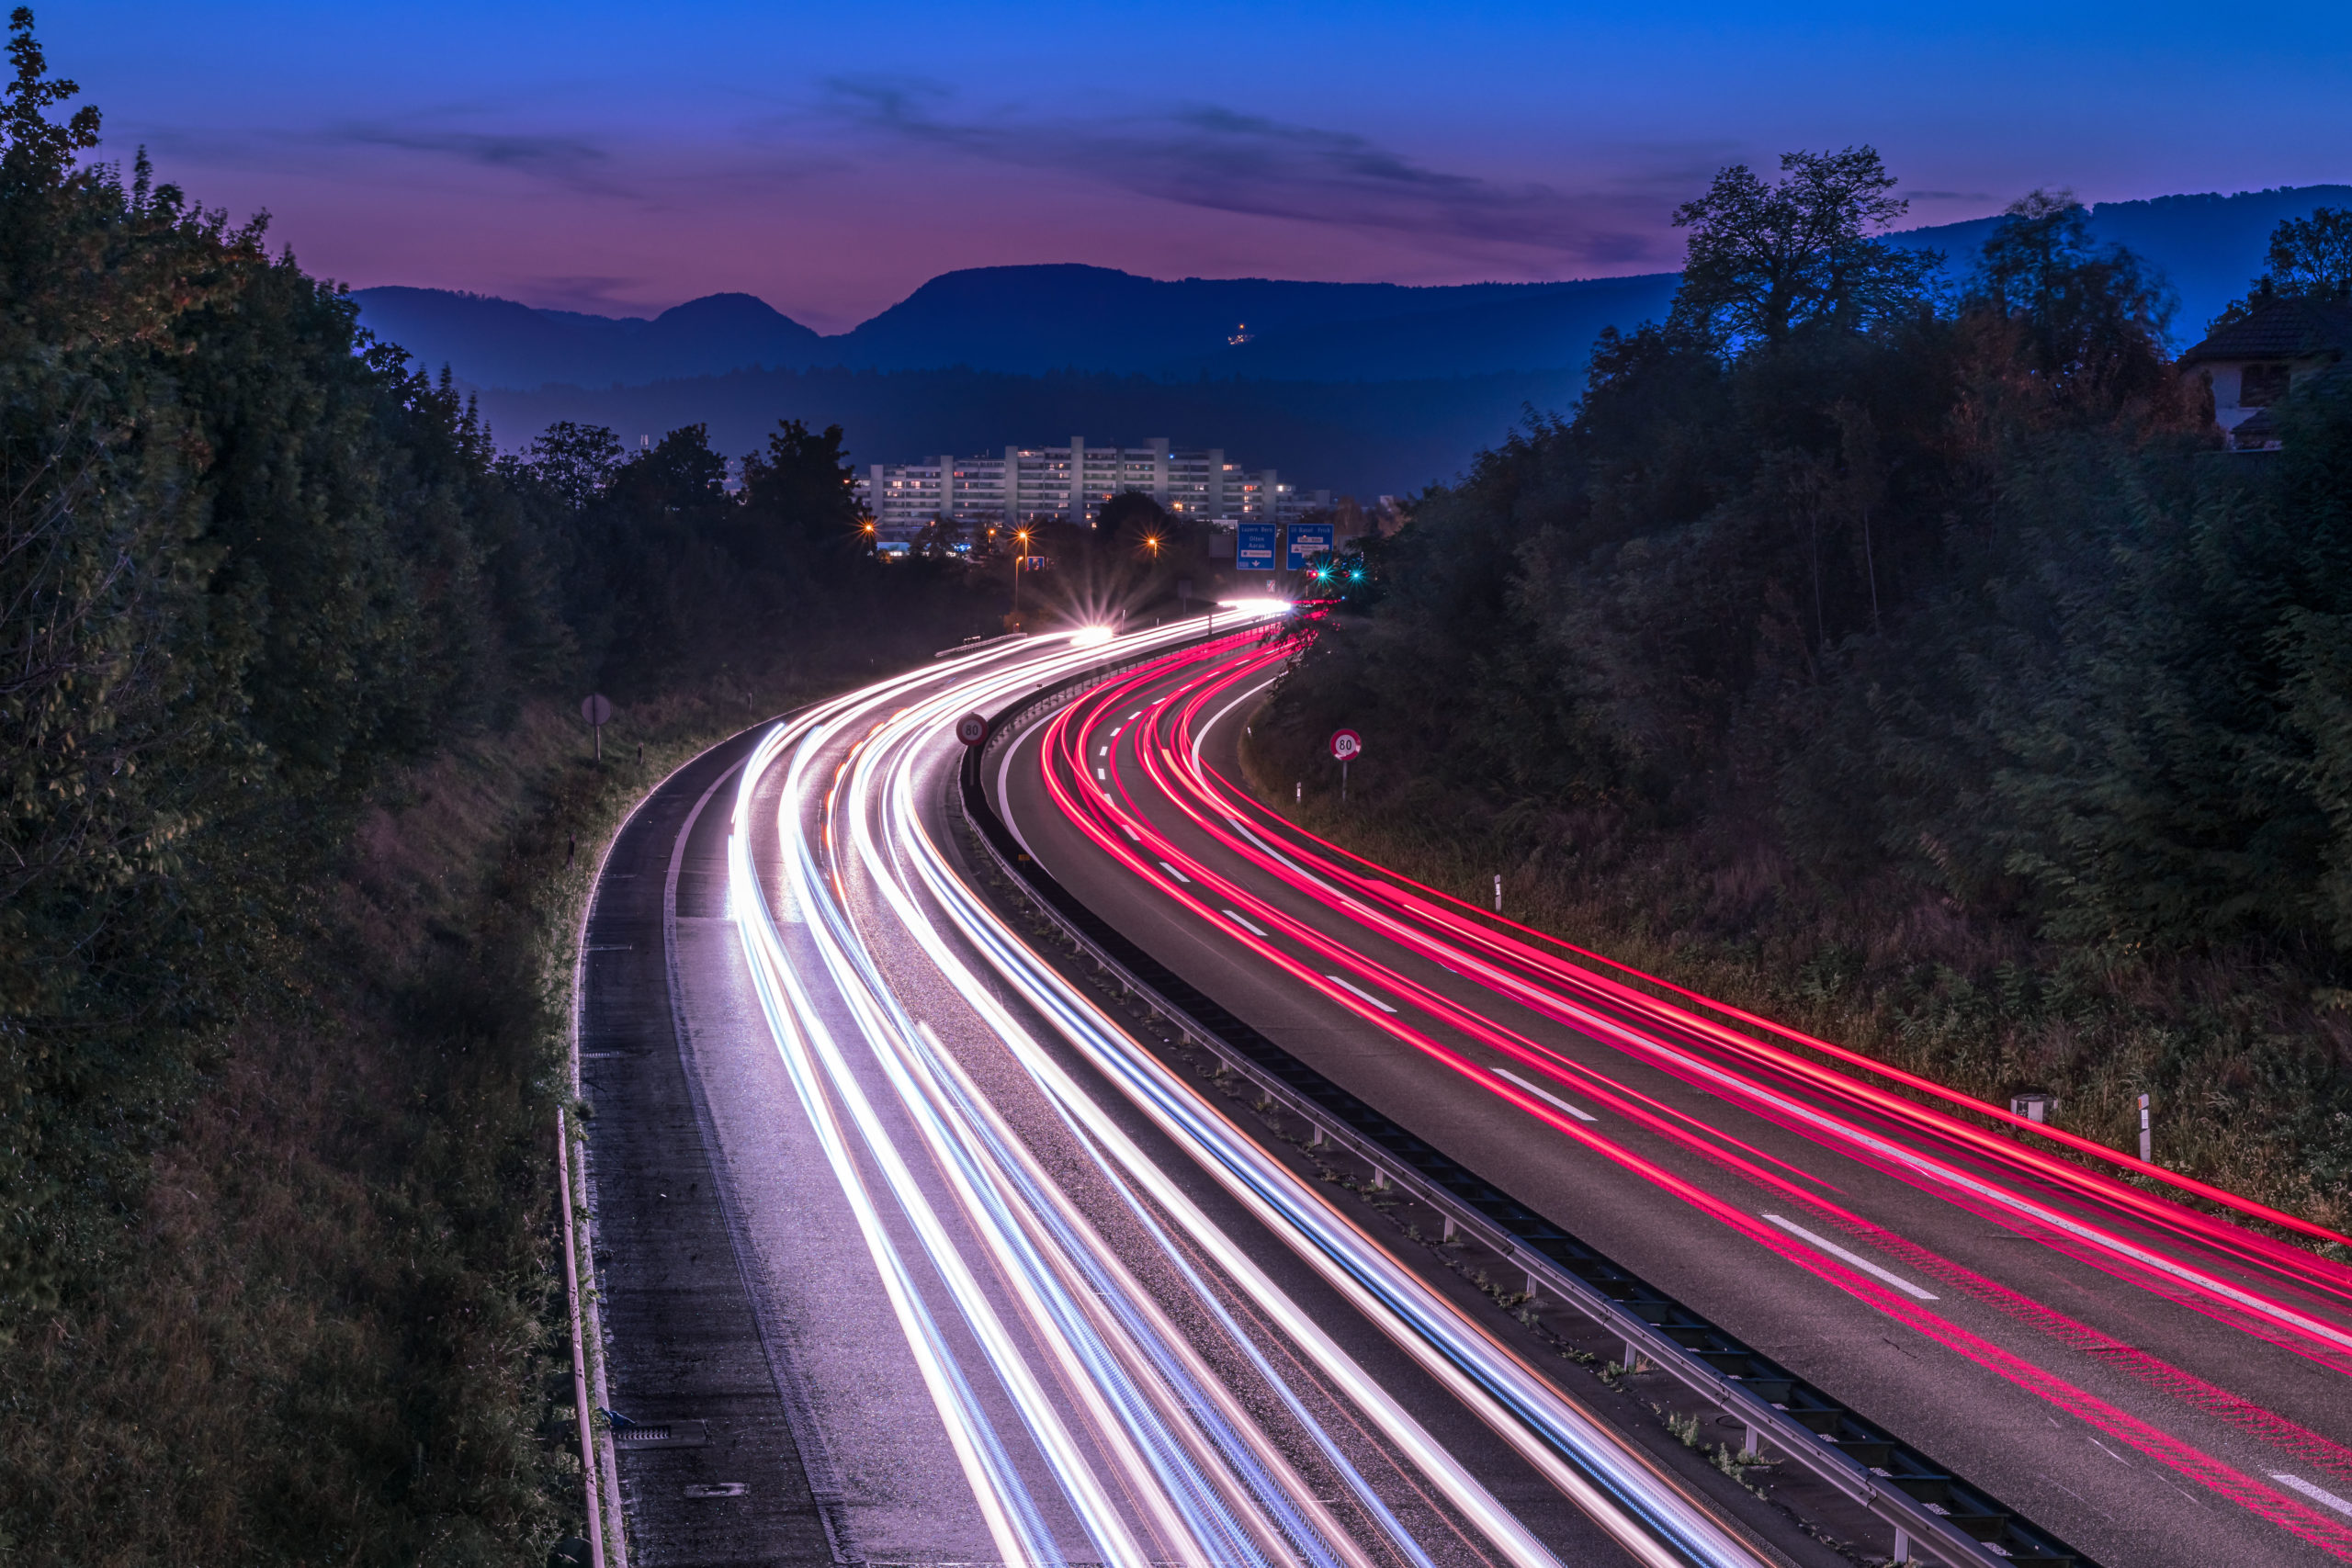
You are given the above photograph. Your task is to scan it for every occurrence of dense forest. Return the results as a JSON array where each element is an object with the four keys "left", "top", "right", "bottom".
[
  {"left": 0, "top": 15, "right": 991, "bottom": 1562},
  {"left": 1258, "top": 153, "right": 2352, "bottom": 1225}
]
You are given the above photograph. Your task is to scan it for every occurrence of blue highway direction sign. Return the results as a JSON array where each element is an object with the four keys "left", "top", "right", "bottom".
[
  {"left": 1238, "top": 524, "right": 1277, "bottom": 572},
  {"left": 1287, "top": 523, "right": 1335, "bottom": 570}
]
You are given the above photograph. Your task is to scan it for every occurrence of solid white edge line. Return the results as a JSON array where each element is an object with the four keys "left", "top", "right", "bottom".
[
  {"left": 2273, "top": 1472, "right": 2352, "bottom": 1518},
  {"left": 1324, "top": 973, "right": 1398, "bottom": 1013},
  {"left": 1223, "top": 908, "right": 1268, "bottom": 937},
  {"left": 1760, "top": 1213, "right": 1939, "bottom": 1301},
  {"left": 1494, "top": 1066, "right": 1598, "bottom": 1122}
]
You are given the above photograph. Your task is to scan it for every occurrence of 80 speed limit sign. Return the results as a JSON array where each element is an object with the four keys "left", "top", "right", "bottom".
[{"left": 1329, "top": 728, "right": 1363, "bottom": 761}]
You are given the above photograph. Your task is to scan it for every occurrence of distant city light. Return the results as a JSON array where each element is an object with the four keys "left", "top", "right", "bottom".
[{"left": 1069, "top": 625, "right": 1116, "bottom": 647}]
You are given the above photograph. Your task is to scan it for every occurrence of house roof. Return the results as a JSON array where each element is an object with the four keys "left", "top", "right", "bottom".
[{"left": 2179, "top": 295, "right": 2352, "bottom": 365}]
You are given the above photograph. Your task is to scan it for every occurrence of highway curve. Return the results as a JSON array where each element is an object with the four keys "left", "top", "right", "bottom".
[
  {"left": 578, "top": 617, "right": 1870, "bottom": 1568},
  {"left": 990, "top": 624, "right": 2352, "bottom": 1568}
]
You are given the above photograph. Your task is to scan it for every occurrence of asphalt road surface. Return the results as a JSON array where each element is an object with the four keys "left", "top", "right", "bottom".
[{"left": 576, "top": 615, "right": 2352, "bottom": 1568}]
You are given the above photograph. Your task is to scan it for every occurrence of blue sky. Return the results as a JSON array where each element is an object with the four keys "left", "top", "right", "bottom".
[{"left": 44, "top": 1, "right": 2352, "bottom": 329}]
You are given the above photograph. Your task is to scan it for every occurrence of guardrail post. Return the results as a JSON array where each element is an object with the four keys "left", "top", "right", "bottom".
[
  {"left": 1441, "top": 1214, "right": 1456, "bottom": 1242},
  {"left": 1894, "top": 1525, "right": 1912, "bottom": 1564},
  {"left": 1743, "top": 1424, "right": 1760, "bottom": 1457}
]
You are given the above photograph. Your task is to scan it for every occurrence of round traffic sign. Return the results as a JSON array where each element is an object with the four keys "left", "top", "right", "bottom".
[
  {"left": 955, "top": 711, "right": 989, "bottom": 747},
  {"left": 580, "top": 694, "right": 613, "bottom": 726},
  {"left": 1329, "top": 728, "right": 1363, "bottom": 761}
]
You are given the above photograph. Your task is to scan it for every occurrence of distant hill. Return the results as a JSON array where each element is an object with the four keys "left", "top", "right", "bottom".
[
  {"left": 356, "top": 267, "right": 1676, "bottom": 388},
  {"left": 356, "top": 288, "right": 826, "bottom": 389},
  {"left": 818, "top": 265, "right": 1680, "bottom": 378}
]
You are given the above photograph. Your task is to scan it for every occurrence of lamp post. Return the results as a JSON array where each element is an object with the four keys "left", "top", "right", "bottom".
[{"left": 1013, "top": 527, "right": 1031, "bottom": 622}]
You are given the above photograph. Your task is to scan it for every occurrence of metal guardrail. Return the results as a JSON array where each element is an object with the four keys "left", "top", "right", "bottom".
[
  {"left": 556, "top": 1110, "right": 610, "bottom": 1568},
  {"left": 956, "top": 652, "right": 2092, "bottom": 1568}
]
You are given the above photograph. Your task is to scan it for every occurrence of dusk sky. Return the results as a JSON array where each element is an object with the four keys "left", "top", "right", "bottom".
[{"left": 51, "top": 1, "right": 2352, "bottom": 332}]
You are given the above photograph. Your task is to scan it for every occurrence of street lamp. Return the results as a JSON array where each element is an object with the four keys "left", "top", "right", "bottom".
[{"left": 1013, "top": 528, "right": 1032, "bottom": 621}]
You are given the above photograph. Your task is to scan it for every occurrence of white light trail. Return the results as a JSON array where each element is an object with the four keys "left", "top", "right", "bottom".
[{"left": 718, "top": 620, "right": 1769, "bottom": 1568}]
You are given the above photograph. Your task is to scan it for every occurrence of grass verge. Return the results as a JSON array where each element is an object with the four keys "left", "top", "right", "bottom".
[
  {"left": 0, "top": 673, "right": 839, "bottom": 1568},
  {"left": 1238, "top": 726, "right": 2352, "bottom": 1254}
]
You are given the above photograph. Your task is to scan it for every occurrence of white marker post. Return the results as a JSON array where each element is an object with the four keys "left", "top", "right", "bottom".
[
  {"left": 1494, "top": 874, "right": 1502, "bottom": 913},
  {"left": 2139, "top": 1093, "right": 2153, "bottom": 1163}
]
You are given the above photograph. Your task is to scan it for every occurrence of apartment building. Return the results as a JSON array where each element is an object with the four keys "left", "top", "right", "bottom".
[{"left": 857, "top": 437, "right": 1329, "bottom": 541}]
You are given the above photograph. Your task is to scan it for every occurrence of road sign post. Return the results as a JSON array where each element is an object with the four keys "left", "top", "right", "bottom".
[
  {"left": 580, "top": 694, "right": 613, "bottom": 761},
  {"left": 1329, "top": 728, "right": 1362, "bottom": 803}
]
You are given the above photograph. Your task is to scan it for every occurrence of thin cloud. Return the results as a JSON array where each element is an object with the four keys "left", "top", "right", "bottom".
[
  {"left": 820, "top": 80, "right": 1671, "bottom": 266},
  {"left": 318, "top": 123, "right": 630, "bottom": 197}
]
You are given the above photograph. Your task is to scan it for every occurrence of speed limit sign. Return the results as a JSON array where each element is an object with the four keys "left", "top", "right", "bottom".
[
  {"left": 1329, "top": 728, "right": 1363, "bottom": 761},
  {"left": 955, "top": 711, "right": 989, "bottom": 747}
]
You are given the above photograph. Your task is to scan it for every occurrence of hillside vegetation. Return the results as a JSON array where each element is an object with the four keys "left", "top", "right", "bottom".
[
  {"left": 0, "top": 16, "right": 992, "bottom": 1562},
  {"left": 1254, "top": 157, "right": 2352, "bottom": 1236}
]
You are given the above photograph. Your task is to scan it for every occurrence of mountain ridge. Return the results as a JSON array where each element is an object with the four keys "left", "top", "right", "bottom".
[{"left": 355, "top": 182, "right": 2352, "bottom": 395}]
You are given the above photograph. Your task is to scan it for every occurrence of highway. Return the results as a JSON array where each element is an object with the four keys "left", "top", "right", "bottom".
[
  {"left": 579, "top": 614, "right": 2352, "bottom": 1568},
  {"left": 990, "top": 622, "right": 2352, "bottom": 1568}
]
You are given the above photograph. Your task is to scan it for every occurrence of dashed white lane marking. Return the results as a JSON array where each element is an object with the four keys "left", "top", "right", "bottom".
[
  {"left": 2088, "top": 1438, "right": 2132, "bottom": 1467},
  {"left": 1111, "top": 726, "right": 1121, "bottom": 736},
  {"left": 1096, "top": 767, "right": 1106, "bottom": 781},
  {"left": 1222, "top": 908, "right": 1268, "bottom": 937},
  {"left": 1494, "top": 1066, "right": 1598, "bottom": 1122},
  {"left": 1119, "top": 823, "right": 1140, "bottom": 841},
  {"left": 2275, "top": 1473, "right": 2352, "bottom": 1517},
  {"left": 1324, "top": 974, "right": 1397, "bottom": 1013},
  {"left": 1159, "top": 861, "right": 1192, "bottom": 884},
  {"left": 1760, "top": 1213, "right": 1939, "bottom": 1300}
]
